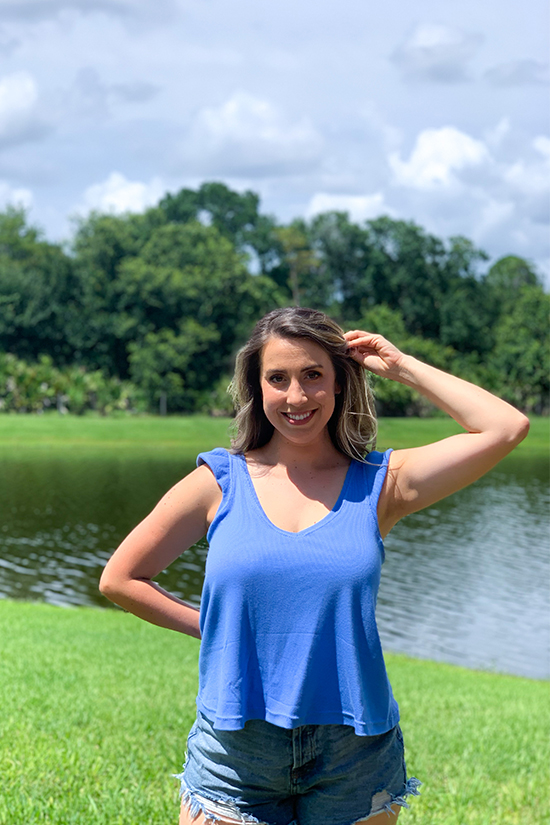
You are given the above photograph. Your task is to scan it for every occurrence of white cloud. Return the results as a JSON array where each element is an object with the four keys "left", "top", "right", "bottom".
[
  {"left": 305, "top": 192, "right": 391, "bottom": 223},
  {"left": 184, "top": 92, "right": 324, "bottom": 177},
  {"left": 389, "top": 127, "right": 489, "bottom": 189},
  {"left": 0, "top": 71, "right": 39, "bottom": 142},
  {"left": 78, "top": 172, "right": 164, "bottom": 215},
  {"left": 484, "top": 117, "right": 511, "bottom": 150},
  {"left": 391, "top": 23, "right": 483, "bottom": 83},
  {"left": 534, "top": 136, "right": 550, "bottom": 157},
  {"left": 503, "top": 135, "right": 550, "bottom": 196},
  {"left": 485, "top": 60, "right": 549, "bottom": 87},
  {"left": 0, "top": 180, "right": 33, "bottom": 209}
]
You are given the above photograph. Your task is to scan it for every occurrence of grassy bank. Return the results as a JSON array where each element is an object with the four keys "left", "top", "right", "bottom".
[
  {"left": 1, "top": 600, "right": 548, "bottom": 825},
  {"left": 0, "top": 413, "right": 547, "bottom": 457}
]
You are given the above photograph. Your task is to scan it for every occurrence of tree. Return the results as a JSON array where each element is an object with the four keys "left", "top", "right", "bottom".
[
  {"left": 363, "top": 217, "right": 448, "bottom": 339},
  {"left": 69, "top": 203, "right": 285, "bottom": 410},
  {"left": 127, "top": 321, "right": 220, "bottom": 411},
  {"left": 107, "top": 221, "right": 282, "bottom": 408},
  {"left": 69, "top": 211, "right": 162, "bottom": 375},
  {"left": 0, "top": 208, "right": 77, "bottom": 363},
  {"left": 307, "top": 211, "right": 373, "bottom": 317},
  {"left": 275, "top": 223, "right": 322, "bottom": 306},
  {"left": 159, "top": 182, "right": 282, "bottom": 279},
  {"left": 485, "top": 255, "right": 541, "bottom": 318},
  {"left": 488, "top": 285, "right": 549, "bottom": 413}
]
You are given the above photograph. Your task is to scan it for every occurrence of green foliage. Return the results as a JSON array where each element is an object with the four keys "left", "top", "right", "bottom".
[
  {"left": 0, "top": 189, "right": 546, "bottom": 417},
  {"left": 0, "top": 353, "right": 145, "bottom": 415},
  {"left": 0, "top": 207, "right": 77, "bottom": 364},
  {"left": 485, "top": 255, "right": 541, "bottom": 316},
  {"left": 275, "top": 222, "right": 324, "bottom": 306},
  {"left": 307, "top": 211, "right": 373, "bottom": 317},
  {"left": 68, "top": 216, "right": 283, "bottom": 408},
  {"left": 362, "top": 217, "right": 449, "bottom": 339},
  {"left": 487, "top": 285, "right": 550, "bottom": 413},
  {"left": 158, "top": 181, "right": 281, "bottom": 278},
  {"left": 128, "top": 321, "right": 220, "bottom": 411}
]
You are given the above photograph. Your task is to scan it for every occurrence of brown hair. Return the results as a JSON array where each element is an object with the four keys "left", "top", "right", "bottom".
[{"left": 230, "top": 307, "right": 377, "bottom": 460}]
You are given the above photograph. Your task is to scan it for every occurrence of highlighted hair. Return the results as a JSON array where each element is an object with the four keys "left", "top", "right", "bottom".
[{"left": 230, "top": 307, "right": 377, "bottom": 460}]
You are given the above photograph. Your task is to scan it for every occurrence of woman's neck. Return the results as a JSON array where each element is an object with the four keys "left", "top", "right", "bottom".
[{"left": 252, "top": 430, "right": 347, "bottom": 471}]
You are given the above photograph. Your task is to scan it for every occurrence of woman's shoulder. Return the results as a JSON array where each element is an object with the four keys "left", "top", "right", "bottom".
[
  {"left": 196, "top": 447, "right": 241, "bottom": 490},
  {"left": 352, "top": 449, "right": 393, "bottom": 499},
  {"left": 197, "top": 446, "right": 231, "bottom": 464},
  {"left": 197, "top": 446, "right": 233, "bottom": 469},
  {"left": 359, "top": 447, "right": 393, "bottom": 471},
  {"left": 367, "top": 447, "right": 393, "bottom": 460}
]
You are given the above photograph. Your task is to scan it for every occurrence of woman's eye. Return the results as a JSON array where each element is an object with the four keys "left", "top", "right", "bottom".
[
  {"left": 306, "top": 371, "right": 321, "bottom": 380},
  {"left": 269, "top": 374, "right": 285, "bottom": 384}
]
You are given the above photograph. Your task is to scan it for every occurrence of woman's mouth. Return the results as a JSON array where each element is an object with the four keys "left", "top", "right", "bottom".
[{"left": 281, "top": 410, "right": 316, "bottom": 425}]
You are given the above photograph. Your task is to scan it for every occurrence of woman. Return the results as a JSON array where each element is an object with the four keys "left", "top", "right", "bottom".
[{"left": 99, "top": 307, "right": 529, "bottom": 825}]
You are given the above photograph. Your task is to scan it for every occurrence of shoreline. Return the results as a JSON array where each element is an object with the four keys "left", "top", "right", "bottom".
[{"left": 0, "top": 413, "right": 547, "bottom": 456}]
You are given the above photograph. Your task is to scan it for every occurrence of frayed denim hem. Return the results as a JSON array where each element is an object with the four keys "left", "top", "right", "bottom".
[
  {"left": 355, "top": 777, "right": 422, "bottom": 822},
  {"left": 387, "top": 776, "right": 422, "bottom": 812},
  {"left": 172, "top": 773, "right": 422, "bottom": 825},
  {"left": 173, "top": 774, "right": 265, "bottom": 824}
]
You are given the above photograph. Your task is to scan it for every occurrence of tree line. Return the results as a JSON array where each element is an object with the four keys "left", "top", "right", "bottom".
[{"left": 0, "top": 181, "right": 548, "bottom": 416}]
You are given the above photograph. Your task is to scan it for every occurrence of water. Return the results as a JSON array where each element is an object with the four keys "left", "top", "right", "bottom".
[{"left": 1, "top": 449, "right": 548, "bottom": 680}]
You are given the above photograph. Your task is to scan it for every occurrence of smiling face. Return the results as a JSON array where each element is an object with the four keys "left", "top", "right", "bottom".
[{"left": 259, "top": 335, "right": 340, "bottom": 448}]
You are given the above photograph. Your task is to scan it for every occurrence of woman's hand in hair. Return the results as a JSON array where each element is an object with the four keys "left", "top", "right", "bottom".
[{"left": 344, "top": 330, "right": 405, "bottom": 379}]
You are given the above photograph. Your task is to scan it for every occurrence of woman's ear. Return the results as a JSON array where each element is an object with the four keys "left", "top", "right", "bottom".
[{"left": 335, "top": 382, "right": 341, "bottom": 395}]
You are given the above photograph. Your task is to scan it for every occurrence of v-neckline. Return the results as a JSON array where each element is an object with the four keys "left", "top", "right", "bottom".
[{"left": 239, "top": 455, "right": 355, "bottom": 537}]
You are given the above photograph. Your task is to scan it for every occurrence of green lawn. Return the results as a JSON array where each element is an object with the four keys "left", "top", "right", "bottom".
[
  {"left": 0, "top": 412, "right": 547, "bottom": 457},
  {"left": 1, "top": 601, "right": 548, "bottom": 825}
]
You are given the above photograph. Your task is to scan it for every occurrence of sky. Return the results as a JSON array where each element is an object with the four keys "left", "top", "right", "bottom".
[{"left": 0, "top": 0, "right": 548, "bottom": 280}]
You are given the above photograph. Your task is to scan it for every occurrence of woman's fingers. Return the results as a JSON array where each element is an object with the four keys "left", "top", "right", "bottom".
[
  {"left": 344, "top": 330, "right": 392, "bottom": 353},
  {"left": 345, "top": 331, "right": 382, "bottom": 354},
  {"left": 344, "top": 329, "right": 381, "bottom": 345},
  {"left": 343, "top": 330, "right": 404, "bottom": 376}
]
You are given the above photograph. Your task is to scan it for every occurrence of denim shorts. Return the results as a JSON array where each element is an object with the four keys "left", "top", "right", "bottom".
[{"left": 174, "top": 710, "right": 421, "bottom": 825}]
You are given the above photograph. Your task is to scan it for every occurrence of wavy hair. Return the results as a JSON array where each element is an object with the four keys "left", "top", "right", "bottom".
[{"left": 229, "top": 307, "right": 377, "bottom": 460}]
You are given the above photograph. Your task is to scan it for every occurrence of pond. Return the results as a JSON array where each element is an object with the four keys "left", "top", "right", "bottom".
[{"left": 1, "top": 448, "right": 548, "bottom": 680}]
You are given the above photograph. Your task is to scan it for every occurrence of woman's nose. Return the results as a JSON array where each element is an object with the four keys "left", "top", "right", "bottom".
[{"left": 286, "top": 378, "right": 307, "bottom": 405}]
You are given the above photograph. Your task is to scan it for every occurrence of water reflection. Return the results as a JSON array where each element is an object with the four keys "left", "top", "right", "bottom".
[
  {"left": 0, "top": 450, "right": 548, "bottom": 679},
  {"left": 378, "top": 463, "right": 550, "bottom": 679}
]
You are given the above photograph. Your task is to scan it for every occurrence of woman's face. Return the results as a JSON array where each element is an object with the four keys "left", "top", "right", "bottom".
[{"left": 259, "top": 335, "right": 339, "bottom": 446}]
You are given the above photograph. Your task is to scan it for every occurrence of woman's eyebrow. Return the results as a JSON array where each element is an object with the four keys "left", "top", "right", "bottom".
[{"left": 265, "top": 363, "right": 324, "bottom": 374}]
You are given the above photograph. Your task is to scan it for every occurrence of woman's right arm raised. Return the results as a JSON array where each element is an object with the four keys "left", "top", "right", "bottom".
[{"left": 98, "top": 465, "right": 222, "bottom": 639}]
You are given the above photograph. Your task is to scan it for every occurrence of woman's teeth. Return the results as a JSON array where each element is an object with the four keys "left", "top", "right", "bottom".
[{"left": 285, "top": 411, "right": 313, "bottom": 421}]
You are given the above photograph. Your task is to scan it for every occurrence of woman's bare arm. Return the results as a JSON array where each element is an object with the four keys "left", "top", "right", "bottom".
[
  {"left": 99, "top": 464, "right": 222, "bottom": 639},
  {"left": 344, "top": 330, "right": 530, "bottom": 535}
]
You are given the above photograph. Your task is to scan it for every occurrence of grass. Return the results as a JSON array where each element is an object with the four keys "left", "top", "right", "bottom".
[
  {"left": 0, "top": 412, "right": 547, "bottom": 457},
  {"left": 1, "top": 600, "right": 548, "bottom": 825}
]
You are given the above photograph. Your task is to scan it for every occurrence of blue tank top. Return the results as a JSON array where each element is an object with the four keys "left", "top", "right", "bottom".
[{"left": 195, "top": 447, "right": 399, "bottom": 736}]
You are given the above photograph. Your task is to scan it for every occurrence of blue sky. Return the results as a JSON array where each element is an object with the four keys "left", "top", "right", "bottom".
[{"left": 0, "top": 0, "right": 548, "bottom": 279}]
